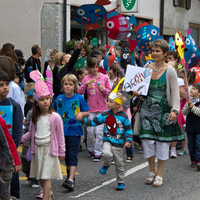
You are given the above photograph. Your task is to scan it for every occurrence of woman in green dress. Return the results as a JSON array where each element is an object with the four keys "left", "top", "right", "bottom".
[{"left": 139, "top": 39, "right": 184, "bottom": 187}]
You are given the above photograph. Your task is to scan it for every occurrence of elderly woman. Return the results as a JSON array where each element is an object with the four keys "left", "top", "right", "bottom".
[{"left": 139, "top": 39, "right": 184, "bottom": 186}]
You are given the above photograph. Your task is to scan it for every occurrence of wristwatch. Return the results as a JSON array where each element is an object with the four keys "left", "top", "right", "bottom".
[{"left": 171, "top": 110, "right": 178, "bottom": 116}]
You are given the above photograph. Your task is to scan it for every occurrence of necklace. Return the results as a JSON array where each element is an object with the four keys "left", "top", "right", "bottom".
[{"left": 153, "top": 67, "right": 163, "bottom": 75}]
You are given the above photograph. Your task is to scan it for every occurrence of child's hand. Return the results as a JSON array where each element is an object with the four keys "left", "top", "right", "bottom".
[
  {"left": 75, "top": 112, "right": 83, "bottom": 121},
  {"left": 98, "top": 84, "right": 104, "bottom": 92},
  {"left": 125, "top": 142, "right": 131, "bottom": 148},
  {"left": 13, "top": 165, "right": 21, "bottom": 173},
  {"left": 188, "top": 99, "right": 194, "bottom": 108},
  {"left": 59, "top": 156, "right": 65, "bottom": 161},
  {"left": 133, "top": 107, "right": 138, "bottom": 112},
  {"left": 133, "top": 90, "right": 140, "bottom": 96},
  {"left": 77, "top": 40, "right": 84, "bottom": 49},
  {"left": 85, "top": 79, "right": 95, "bottom": 86}
]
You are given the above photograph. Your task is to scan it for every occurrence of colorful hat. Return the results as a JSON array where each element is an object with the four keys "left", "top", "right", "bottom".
[
  {"left": 30, "top": 70, "right": 50, "bottom": 101},
  {"left": 108, "top": 77, "right": 125, "bottom": 105}
]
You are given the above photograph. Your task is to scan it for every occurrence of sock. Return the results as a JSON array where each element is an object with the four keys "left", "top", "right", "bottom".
[
  {"left": 171, "top": 147, "right": 176, "bottom": 151},
  {"left": 68, "top": 179, "right": 74, "bottom": 183},
  {"left": 67, "top": 169, "right": 70, "bottom": 179}
]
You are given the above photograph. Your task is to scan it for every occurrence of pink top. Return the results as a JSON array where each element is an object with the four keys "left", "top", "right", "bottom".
[
  {"left": 77, "top": 73, "right": 111, "bottom": 112},
  {"left": 21, "top": 112, "right": 65, "bottom": 157}
]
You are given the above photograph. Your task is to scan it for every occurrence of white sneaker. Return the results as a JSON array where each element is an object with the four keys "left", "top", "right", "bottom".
[{"left": 170, "top": 150, "right": 177, "bottom": 158}]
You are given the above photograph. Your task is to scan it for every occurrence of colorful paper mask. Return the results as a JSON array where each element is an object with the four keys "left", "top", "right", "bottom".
[
  {"left": 104, "top": 45, "right": 116, "bottom": 69},
  {"left": 135, "top": 22, "right": 163, "bottom": 54},
  {"left": 168, "top": 37, "right": 175, "bottom": 51},
  {"left": 121, "top": 52, "right": 131, "bottom": 70},
  {"left": 175, "top": 31, "right": 186, "bottom": 65},
  {"left": 75, "top": 57, "right": 86, "bottom": 69},
  {"left": 74, "top": 0, "right": 110, "bottom": 31},
  {"left": 30, "top": 70, "right": 50, "bottom": 101},
  {"left": 105, "top": 12, "right": 135, "bottom": 40},
  {"left": 144, "top": 54, "right": 155, "bottom": 65},
  {"left": 190, "top": 66, "right": 200, "bottom": 84},
  {"left": 184, "top": 33, "right": 196, "bottom": 69},
  {"left": 189, "top": 45, "right": 200, "bottom": 69}
]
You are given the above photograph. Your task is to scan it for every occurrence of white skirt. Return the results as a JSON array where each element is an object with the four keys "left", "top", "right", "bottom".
[{"left": 30, "top": 143, "right": 63, "bottom": 180}]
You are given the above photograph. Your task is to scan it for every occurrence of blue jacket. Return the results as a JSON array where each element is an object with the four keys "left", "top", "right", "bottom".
[{"left": 82, "top": 110, "right": 133, "bottom": 148}]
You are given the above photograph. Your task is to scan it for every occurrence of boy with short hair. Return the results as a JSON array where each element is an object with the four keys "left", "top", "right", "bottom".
[
  {"left": 75, "top": 88, "right": 133, "bottom": 190},
  {"left": 53, "top": 74, "right": 90, "bottom": 191},
  {"left": 182, "top": 84, "right": 200, "bottom": 170},
  {"left": 0, "top": 70, "right": 23, "bottom": 199},
  {"left": 24, "top": 82, "right": 35, "bottom": 118}
]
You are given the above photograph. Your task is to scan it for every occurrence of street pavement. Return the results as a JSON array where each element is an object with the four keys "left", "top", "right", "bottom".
[{"left": 18, "top": 143, "right": 200, "bottom": 200}]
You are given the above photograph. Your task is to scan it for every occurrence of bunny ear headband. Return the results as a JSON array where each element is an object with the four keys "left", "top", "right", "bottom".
[{"left": 30, "top": 70, "right": 50, "bottom": 101}]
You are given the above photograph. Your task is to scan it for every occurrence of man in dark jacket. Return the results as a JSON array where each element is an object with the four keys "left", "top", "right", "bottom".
[{"left": 24, "top": 45, "right": 42, "bottom": 82}]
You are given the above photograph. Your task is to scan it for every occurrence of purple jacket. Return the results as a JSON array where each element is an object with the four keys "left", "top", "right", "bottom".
[
  {"left": 77, "top": 73, "right": 111, "bottom": 112},
  {"left": 21, "top": 112, "right": 65, "bottom": 157}
]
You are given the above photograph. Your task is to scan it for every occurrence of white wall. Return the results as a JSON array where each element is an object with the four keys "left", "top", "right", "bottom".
[
  {"left": 0, "top": 0, "right": 62, "bottom": 60},
  {"left": 164, "top": 1, "right": 200, "bottom": 35}
]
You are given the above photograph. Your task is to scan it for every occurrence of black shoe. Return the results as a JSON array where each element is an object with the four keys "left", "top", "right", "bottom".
[
  {"left": 62, "top": 178, "right": 68, "bottom": 188},
  {"left": 62, "top": 179, "right": 74, "bottom": 191},
  {"left": 176, "top": 141, "right": 182, "bottom": 150}
]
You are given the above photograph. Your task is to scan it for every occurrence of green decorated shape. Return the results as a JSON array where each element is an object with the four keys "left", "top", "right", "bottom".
[{"left": 122, "top": 0, "right": 136, "bottom": 10}]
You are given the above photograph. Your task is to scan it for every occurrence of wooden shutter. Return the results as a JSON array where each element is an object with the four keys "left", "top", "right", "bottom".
[{"left": 186, "top": 0, "right": 191, "bottom": 10}]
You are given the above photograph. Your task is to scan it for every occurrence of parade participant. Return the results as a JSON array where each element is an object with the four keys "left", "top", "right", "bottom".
[
  {"left": 53, "top": 74, "right": 89, "bottom": 191},
  {"left": 182, "top": 84, "right": 200, "bottom": 170},
  {"left": 75, "top": 88, "right": 133, "bottom": 190},
  {"left": 80, "top": 45, "right": 90, "bottom": 60},
  {"left": 77, "top": 57, "right": 111, "bottom": 161},
  {"left": 140, "top": 39, "right": 184, "bottom": 187},
  {"left": 57, "top": 40, "right": 84, "bottom": 83},
  {"left": 24, "top": 45, "right": 42, "bottom": 83},
  {"left": 168, "top": 61, "right": 186, "bottom": 158},
  {"left": 21, "top": 70, "right": 65, "bottom": 200},
  {"left": 0, "top": 56, "right": 25, "bottom": 115},
  {"left": 0, "top": 116, "right": 21, "bottom": 200},
  {"left": 0, "top": 70, "right": 23, "bottom": 200}
]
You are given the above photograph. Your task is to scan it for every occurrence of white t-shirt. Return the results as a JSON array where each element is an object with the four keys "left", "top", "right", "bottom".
[{"left": 178, "top": 78, "right": 184, "bottom": 87}]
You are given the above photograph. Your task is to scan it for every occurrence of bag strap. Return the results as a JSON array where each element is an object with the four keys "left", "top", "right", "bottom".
[{"left": 137, "top": 97, "right": 143, "bottom": 112}]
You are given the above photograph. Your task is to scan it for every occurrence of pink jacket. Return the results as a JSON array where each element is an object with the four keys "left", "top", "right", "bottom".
[
  {"left": 77, "top": 73, "right": 111, "bottom": 112},
  {"left": 21, "top": 112, "right": 65, "bottom": 157}
]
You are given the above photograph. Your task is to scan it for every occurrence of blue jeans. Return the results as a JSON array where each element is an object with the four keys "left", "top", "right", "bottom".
[
  {"left": 10, "top": 171, "right": 20, "bottom": 199},
  {"left": 187, "top": 132, "right": 200, "bottom": 163},
  {"left": 126, "top": 143, "right": 133, "bottom": 158}
]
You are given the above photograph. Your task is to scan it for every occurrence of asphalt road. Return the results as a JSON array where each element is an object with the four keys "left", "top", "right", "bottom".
[{"left": 18, "top": 143, "right": 200, "bottom": 200}]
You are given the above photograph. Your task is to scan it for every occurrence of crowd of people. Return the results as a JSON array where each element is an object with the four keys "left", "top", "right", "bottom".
[{"left": 0, "top": 38, "right": 199, "bottom": 200}]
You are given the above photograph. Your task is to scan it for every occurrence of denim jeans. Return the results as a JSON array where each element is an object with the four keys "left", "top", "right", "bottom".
[
  {"left": 10, "top": 171, "right": 20, "bottom": 199},
  {"left": 187, "top": 132, "right": 200, "bottom": 163},
  {"left": 126, "top": 143, "right": 133, "bottom": 158}
]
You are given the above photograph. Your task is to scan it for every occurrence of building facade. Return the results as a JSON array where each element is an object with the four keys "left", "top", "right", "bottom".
[{"left": 0, "top": 0, "right": 200, "bottom": 68}]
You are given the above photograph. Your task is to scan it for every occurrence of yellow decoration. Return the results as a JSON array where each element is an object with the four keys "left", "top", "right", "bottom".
[{"left": 108, "top": 77, "right": 125, "bottom": 105}]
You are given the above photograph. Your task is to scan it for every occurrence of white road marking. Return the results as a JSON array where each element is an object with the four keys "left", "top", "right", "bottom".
[{"left": 70, "top": 161, "right": 149, "bottom": 198}]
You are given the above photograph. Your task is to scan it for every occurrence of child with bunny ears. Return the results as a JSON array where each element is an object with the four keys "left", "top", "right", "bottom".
[{"left": 21, "top": 70, "right": 65, "bottom": 200}]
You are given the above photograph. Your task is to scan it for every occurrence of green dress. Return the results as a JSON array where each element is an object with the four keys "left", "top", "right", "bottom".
[{"left": 139, "top": 70, "right": 184, "bottom": 142}]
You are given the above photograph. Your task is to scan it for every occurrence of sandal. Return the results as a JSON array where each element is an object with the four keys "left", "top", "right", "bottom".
[
  {"left": 145, "top": 172, "right": 156, "bottom": 184},
  {"left": 49, "top": 191, "right": 54, "bottom": 200},
  {"left": 153, "top": 176, "right": 163, "bottom": 187}
]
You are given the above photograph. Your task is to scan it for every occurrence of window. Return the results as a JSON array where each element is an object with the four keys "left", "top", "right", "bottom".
[
  {"left": 189, "top": 23, "right": 200, "bottom": 46},
  {"left": 177, "top": 0, "right": 185, "bottom": 8}
]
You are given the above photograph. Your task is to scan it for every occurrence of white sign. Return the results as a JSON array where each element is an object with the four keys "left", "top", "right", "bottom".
[
  {"left": 120, "top": 0, "right": 140, "bottom": 13},
  {"left": 122, "top": 65, "right": 152, "bottom": 96}
]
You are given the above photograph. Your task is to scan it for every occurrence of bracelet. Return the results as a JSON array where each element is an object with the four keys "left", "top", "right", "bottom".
[{"left": 171, "top": 109, "right": 178, "bottom": 116}]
